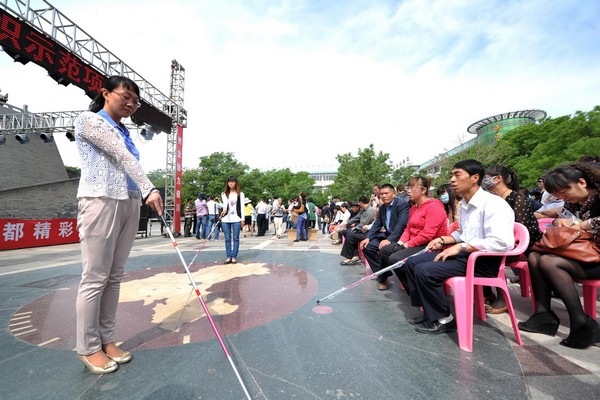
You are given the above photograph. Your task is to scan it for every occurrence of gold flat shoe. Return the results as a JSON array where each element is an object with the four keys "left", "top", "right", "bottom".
[
  {"left": 78, "top": 355, "right": 118, "bottom": 375},
  {"left": 106, "top": 350, "right": 132, "bottom": 364}
]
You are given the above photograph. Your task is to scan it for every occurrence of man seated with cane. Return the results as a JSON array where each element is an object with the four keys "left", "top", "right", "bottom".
[
  {"left": 360, "top": 183, "right": 410, "bottom": 290},
  {"left": 404, "top": 159, "right": 514, "bottom": 334}
]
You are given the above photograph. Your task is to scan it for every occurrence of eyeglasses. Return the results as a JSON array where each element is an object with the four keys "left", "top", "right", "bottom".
[{"left": 112, "top": 91, "right": 141, "bottom": 108}]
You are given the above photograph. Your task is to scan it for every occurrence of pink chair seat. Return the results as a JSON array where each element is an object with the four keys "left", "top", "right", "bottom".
[{"left": 444, "top": 223, "right": 529, "bottom": 352}]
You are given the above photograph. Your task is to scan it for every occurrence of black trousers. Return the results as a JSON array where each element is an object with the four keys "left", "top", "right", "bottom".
[
  {"left": 340, "top": 230, "right": 367, "bottom": 259},
  {"left": 404, "top": 251, "right": 501, "bottom": 322},
  {"left": 379, "top": 244, "right": 427, "bottom": 285},
  {"left": 362, "top": 233, "right": 389, "bottom": 274},
  {"left": 257, "top": 214, "right": 268, "bottom": 236}
]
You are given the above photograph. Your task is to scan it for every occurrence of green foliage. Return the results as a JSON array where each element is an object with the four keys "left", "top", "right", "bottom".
[
  {"left": 329, "top": 144, "right": 393, "bottom": 201},
  {"left": 149, "top": 152, "right": 316, "bottom": 211},
  {"left": 391, "top": 165, "right": 418, "bottom": 187},
  {"left": 147, "top": 168, "right": 168, "bottom": 188},
  {"left": 424, "top": 105, "right": 600, "bottom": 189}
]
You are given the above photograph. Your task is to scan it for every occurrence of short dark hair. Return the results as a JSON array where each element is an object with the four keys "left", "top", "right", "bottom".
[
  {"left": 358, "top": 195, "right": 369, "bottom": 204},
  {"left": 453, "top": 159, "right": 484, "bottom": 186},
  {"left": 380, "top": 183, "right": 396, "bottom": 192}
]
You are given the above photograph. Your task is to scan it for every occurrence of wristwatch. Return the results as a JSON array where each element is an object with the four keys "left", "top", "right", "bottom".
[{"left": 460, "top": 242, "right": 468, "bottom": 251}]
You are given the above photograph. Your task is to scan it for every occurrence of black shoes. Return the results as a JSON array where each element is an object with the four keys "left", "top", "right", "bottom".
[
  {"left": 560, "top": 316, "right": 600, "bottom": 349},
  {"left": 406, "top": 314, "right": 427, "bottom": 326},
  {"left": 414, "top": 318, "right": 457, "bottom": 334},
  {"left": 518, "top": 310, "right": 560, "bottom": 336}
]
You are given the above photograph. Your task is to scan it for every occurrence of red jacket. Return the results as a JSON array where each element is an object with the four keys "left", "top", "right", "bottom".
[{"left": 400, "top": 198, "right": 449, "bottom": 247}]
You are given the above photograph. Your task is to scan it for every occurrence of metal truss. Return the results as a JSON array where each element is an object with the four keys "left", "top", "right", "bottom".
[
  {"left": 0, "top": 109, "right": 146, "bottom": 134},
  {"left": 0, "top": 109, "right": 82, "bottom": 133},
  {"left": 1, "top": 1, "right": 187, "bottom": 226},
  {"left": 0, "top": 0, "right": 186, "bottom": 124},
  {"left": 164, "top": 60, "right": 186, "bottom": 233}
]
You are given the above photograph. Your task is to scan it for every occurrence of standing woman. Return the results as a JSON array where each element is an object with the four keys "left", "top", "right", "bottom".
[
  {"left": 75, "top": 76, "right": 163, "bottom": 374},
  {"left": 519, "top": 163, "right": 600, "bottom": 348},
  {"left": 293, "top": 192, "right": 308, "bottom": 242},
  {"left": 220, "top": 176, "right": 246, "bottom": 264}
]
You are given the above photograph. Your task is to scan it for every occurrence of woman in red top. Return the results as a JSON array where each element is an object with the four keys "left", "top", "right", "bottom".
[{"left": 378, "top": 176, "right": 449, "bottom": 290}]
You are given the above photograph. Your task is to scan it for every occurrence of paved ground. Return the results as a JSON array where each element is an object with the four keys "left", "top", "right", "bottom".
[{"left": 1, "top": 225, "right": 598, "bottom": 399}]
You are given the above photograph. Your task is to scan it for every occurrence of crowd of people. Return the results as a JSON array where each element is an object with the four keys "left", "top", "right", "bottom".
[
  {"left": 72, "top": 79, "right": 599, "bottom": 379},
  {"left": 327, "top": 157, "right": 600, "bottom": 348}
]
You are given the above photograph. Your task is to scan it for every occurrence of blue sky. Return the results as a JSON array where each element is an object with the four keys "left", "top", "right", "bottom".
[{"left": 2, "top": 0, "right": 599, "bottom": 173}]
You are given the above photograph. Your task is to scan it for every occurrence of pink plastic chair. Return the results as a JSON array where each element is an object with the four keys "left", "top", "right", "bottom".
[
  {"left": 444, "top": 223, "right": 529, "bottom": 352},
  {"left": 574, "top": 279, "right": 600, "bottom": 320},
  {"left": 505, "top": 217, "right": 554, "bottom": 311},
  {"left": 357, "top": 244, "right": 371, "bottom": 271},
  {"left": 537, "top": 218, "right": 554, "bottom": 232}
]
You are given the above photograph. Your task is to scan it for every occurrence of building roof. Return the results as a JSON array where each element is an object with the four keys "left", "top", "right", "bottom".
[{"left": 467, "top": 109, "right": 547, "bottom": 134}]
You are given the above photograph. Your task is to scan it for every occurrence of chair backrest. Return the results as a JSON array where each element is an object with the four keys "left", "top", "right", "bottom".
[
  {"left": 537, "top": 218, "right": 553, "bottom": 233},
  {"left": 506, "top": 222, "right": 530, "bottom": 257}
]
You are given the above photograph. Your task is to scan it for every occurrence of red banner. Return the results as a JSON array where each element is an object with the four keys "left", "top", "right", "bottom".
[
  {"left": 173, "top": 124, "right": 184, "bottom": 233},
  {"left": 0, "top": 218, "right": 79, "bottom": 250}
]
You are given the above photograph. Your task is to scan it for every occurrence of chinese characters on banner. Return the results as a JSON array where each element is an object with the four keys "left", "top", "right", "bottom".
[
  {"left": 173, "top": 124, "right": 184, "bottom": 233},
  {"left": 0, "top": 8, "right": 104, "bottom": 96},
  {"left": 1, "top": 219, "right": 79, "bottom": 250}
]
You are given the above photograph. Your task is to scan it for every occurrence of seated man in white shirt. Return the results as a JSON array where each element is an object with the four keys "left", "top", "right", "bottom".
[{"left": 404, "top": 159, "right": 515, "bottom": 334}]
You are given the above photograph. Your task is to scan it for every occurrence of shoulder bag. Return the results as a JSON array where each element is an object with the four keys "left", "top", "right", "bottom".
[{"left": 532, "top": 226, "right": 600, "bottom": 263}]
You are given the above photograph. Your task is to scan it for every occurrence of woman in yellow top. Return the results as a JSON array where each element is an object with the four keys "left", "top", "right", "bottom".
[{"left": 243, "top": 199, "right": 255, "bottom": 237}]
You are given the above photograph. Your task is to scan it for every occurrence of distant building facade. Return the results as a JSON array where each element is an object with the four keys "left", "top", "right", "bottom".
[{"left": 420, "top": 109, "right": 546, "bottom": 177}]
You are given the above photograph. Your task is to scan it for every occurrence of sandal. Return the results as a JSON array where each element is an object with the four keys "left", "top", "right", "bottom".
[{"left": 485, "top": 304, "right": 508, "bottom": 314}]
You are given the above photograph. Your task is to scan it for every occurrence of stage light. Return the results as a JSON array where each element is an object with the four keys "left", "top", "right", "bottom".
[
  {"left": 66, "top": 129, "right": 75, "bottom": 142},
  {"left": 15, "top": 133, "right": 30, "bottom": 144},
  {"left": 49, "top": 73, "right": 70, "bottom": 87},
  {"left": 140, "top": 127, "right": 153, "bottom": 140},
  {"left": 40, "top": 132, "right": 54, "bottom": 143},
  {"left": 0, "top": 134, "right": 6, "bottom": 145}
]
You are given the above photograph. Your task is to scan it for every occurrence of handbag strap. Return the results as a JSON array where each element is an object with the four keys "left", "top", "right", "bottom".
[{"left": 540, "top": 228, "right": 584, "bottom": 250}]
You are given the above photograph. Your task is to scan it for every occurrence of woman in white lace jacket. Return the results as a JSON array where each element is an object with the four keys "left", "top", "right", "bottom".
[{"left": 74, "top": 76, "right": 162, "bottom": 375}]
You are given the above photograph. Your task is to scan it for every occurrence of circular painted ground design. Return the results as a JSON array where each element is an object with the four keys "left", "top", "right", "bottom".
[{"left": 9, "top": 261, "right": 317, "bottom": 350}]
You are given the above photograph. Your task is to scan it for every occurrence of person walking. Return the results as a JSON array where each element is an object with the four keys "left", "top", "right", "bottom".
[{"left": 74, "top": 76, "right": 163, "bottom": 374}]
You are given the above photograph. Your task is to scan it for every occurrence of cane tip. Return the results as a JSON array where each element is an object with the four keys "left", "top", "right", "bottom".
[{"left": 316, "top": 300, "right": 320, "bottom": 304}]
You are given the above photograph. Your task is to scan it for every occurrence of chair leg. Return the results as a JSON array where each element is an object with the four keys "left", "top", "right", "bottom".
[
  {"left": 519, "top": 269, "right": 529, "bottom": 297},
  {"left": 449, "top": 279, "right": 473, "bottom": 352},
  {"left": 474, "top": 285, "right": 486, "bottom": 321},
  {"left": 581, "top": 285, "right": 598, "bottom": 320},
  {"left": 499, "top": 284, "right": 524, "bottom": 346}
]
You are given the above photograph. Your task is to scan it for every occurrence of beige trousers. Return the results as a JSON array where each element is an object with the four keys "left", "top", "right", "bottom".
[{"left": 76, "top": 196, "right": 140, "bottom": 355}]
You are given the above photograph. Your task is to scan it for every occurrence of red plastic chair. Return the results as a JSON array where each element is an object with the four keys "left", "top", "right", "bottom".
[{"left": 444, "top": 223, "right": 529, "bottom": 352}]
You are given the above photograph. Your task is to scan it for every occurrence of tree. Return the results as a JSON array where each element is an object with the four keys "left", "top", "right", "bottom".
[
  {"left": 147, "top": 168, "right": 169, "bottom": 188},
  {"left": 423, "top": 105, "right": 600, "bottom": 189},
  {"left": 329, "top": 144, "right": 393, "bottom": 200},
  {"left": 195, "top": 152, "right": 249, "bottom": 197},
  {"left": 391, "top": 165, "right": 418, "bottom": 187}
]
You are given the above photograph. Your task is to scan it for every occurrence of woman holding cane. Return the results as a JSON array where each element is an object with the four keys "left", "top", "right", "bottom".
[{"left": 75, "top": 76, "right": 163, "bottom": 374}]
